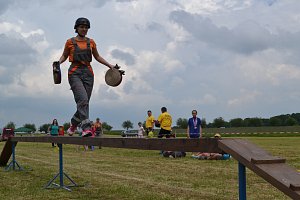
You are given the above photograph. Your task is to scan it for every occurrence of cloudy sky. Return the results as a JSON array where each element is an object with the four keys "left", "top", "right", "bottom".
[{"left": 0, "top": 0, "right": 300, "bottom": 130}]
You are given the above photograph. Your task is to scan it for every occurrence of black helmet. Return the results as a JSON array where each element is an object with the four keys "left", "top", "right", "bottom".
[{"left": 74, "top": 17, "right": 90, "bottom": 29}]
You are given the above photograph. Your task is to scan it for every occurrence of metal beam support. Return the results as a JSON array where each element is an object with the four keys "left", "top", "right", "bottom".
[
  {"left": 44, "top": 144, "right": 78, "bottom": 191},
  {"left": 238, "top": 162, "right": 247, "bottom": 200},
  {"left": 5, "top": 142, "right": 23, "bottom": 171}
]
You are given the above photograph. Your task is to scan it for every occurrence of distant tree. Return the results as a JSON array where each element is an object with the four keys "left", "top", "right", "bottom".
[
  {"left": 201, "top": 118, "right": 207, "bottom": 128},
  {"left": 122, "top": 120, "right": 133, "bottom": 130},
  {"left": 291, "top": 113, "right": 300, "bottom": 124},
  {"left": 203, "top": 113, "right": 300, "bottom": 127},
  {"left": 206, "top": 122, "right": 214, "bottom": 128},
  {"left": 39, "top": 123, "right": 51, "bottom": 133},
  {"left": 176, "top": 118, "right": 188, "bottom": 129},
  {"left": 247, "top": 118, "right": 262, "bottom": 127},
  {"left": 229, "top": 118, "right": 244, "bottom": 127},
  {"left": 24, "top": 123, "right": 36, "bottom": 132},
  {"left": 243, "top": 118, "right": 250, "bottom": 127},
  {"left": 213, "top": 117, "right": 226, "bottom": 128},
  {"left": 269, "top": 117, "right": 282, "bottom": 126},
  {"left": 63, "top": 122, "right": 70, "bottom": 131},
  {"left": 102, "top": 122, "right": 113, "bottom": 131},
  {"left": 5, "top": 121, "right": 16, "bottom": 129},
  {"left": 261, "top": 118, "right": 270, "bottom": 126},
  {"left": 275, "top": 114, "right": 289, "bottom": 124},
  {"left": 285, "top": 117, "right": 298, "bottom": 126}
]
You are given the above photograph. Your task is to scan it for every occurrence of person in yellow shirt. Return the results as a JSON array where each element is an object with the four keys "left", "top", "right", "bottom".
[
  {"left": 145, "top": 110, "right": 155, "bottom": 136},
  {"left": 157, "top": 107, "right": 172, "bottom": 138}
]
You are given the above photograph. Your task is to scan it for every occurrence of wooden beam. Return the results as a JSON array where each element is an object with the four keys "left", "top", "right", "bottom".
[
  {"left": 218, "top": 139, "right": 300, "bottom": 199},
  {"left": 9, "top": 136, "right": 223, "bottom": 152},
  {"left": 0, "top": 140, "right": 17, "bottom": 166}
]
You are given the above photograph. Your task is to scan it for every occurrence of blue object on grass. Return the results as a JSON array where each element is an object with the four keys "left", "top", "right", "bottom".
[{"left": 221, "top": 154, "right": 231, "bottom": 160}]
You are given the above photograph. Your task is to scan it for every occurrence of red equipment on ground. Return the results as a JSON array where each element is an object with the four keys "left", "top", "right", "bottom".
[{"left": 1, "top": 128, "right": 14, "bottom": 141}]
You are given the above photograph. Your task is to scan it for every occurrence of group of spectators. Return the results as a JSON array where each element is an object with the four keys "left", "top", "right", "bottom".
[
  {"left": 48, "top": 117, "right": 103, "bottom": 148},
  {"left": 136, "top": 107, "right": 173, "bottom": 138},
  {"left": 145, "top": 107, "right": 202, "bottom": 139},
  {"left": 48, "top": 109, "right": 230, "bottom": 159},
  {"left": 144, "top": 107, "right": 230, "bottom": 160}
]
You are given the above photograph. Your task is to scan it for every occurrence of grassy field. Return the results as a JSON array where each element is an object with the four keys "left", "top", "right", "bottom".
[{"left": 0, "top": 137, "right": 299, "bottom": 200}]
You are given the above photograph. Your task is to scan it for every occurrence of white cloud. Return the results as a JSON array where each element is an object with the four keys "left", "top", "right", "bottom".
[
  {"left": 0, "top": 21, "right": 22, "bottom": 33},
  {"left": 178, "top": 0, "right": 222, "bottom": 14},
  {"left": 170, "top": 76, "right": 185, "bottom": 88},
  {"left": 201, "top": 94, "right": 217, "bottom": 104},
  {"left": 235, "top": 49, "right": 300, "bottom": 86},
  {"left": 228, "top": 89, "right": 261, "bottom": 107},
  {"left": 1, "top": 0, "right": 300, "bottom": 128},
  {"left": 180, "top": 93, "right": 217, "bottom": 106},
  {"left": 177, "top": 0, "right": 253, "bottom": 15}
]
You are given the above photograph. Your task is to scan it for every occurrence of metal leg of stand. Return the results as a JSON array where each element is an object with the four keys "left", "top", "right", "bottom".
[
  {"left": 59, "top": 143, "right": 64, "bottom": 187},
  {"left": 238, "top": 162, "right": 247, "bottom": 200},
  {"left": 45, "top": 143, "right": 78, "bottom": 191},
  {"left": 5, "top": 142, "right": 23, "bottom": 171}
]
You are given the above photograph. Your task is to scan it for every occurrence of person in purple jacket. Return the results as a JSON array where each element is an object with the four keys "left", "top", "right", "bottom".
[{"left": 186, "top": 110, "right": 202, "bottom": 138}]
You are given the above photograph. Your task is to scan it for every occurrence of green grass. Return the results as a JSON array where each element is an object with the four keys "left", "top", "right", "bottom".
[{"left": 0, "top": 137, "right": 299, "bottom": 200}]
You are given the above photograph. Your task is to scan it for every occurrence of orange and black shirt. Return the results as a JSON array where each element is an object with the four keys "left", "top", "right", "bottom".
[{"left": 63, "top": 37, "right": 96, "bottom": 75}]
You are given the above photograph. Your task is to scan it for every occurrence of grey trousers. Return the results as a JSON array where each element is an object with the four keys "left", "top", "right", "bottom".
[{"left": 68, "top": 65, "right": 94, "bottom": 130}]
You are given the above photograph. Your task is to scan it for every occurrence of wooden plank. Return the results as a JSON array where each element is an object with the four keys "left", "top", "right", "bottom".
[
  {"left": 9, "top": 136, "right": 223, "bottom": 153},
  {"left": 218, "top": 139, "right": 300, "bottom": 199},
  {"left": 290, "top": 183, "right": 300, "bottom": 191},
  {"left": 251, "top": 157, "right": 286, "bottom": 164},
  {"left": 218, "top": 139, "right": 284, "bottom": 163},
  {"left": 0, "top": 140, "right": 17, "bottom": 166},
  {"left": 256, "top": 164, "right": 300, "bottom": 196}
]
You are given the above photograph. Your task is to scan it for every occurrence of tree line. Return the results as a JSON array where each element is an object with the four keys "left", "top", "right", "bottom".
[
  {"left": 3, "top": 113, "right": 300, "bottom": 132},
  {"left": 3, "top": 121, "right": 113, "bottom": 133},
  {"left": 175, "top": 113, "right": 300, "bottom": 129}
]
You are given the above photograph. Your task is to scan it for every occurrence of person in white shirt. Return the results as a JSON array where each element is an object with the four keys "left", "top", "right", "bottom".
[{"left": 137, "top": 122, "right": 145, "bottom": 138}]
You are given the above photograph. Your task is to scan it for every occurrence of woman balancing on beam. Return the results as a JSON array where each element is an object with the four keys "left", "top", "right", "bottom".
[{"left": 54, "top": 17, "right": 120, "bottom": 136}]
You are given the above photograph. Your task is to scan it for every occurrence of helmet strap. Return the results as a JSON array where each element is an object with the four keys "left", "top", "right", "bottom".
[{"left": 77, "top": 33, "right": 85, "bottom": 38}]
